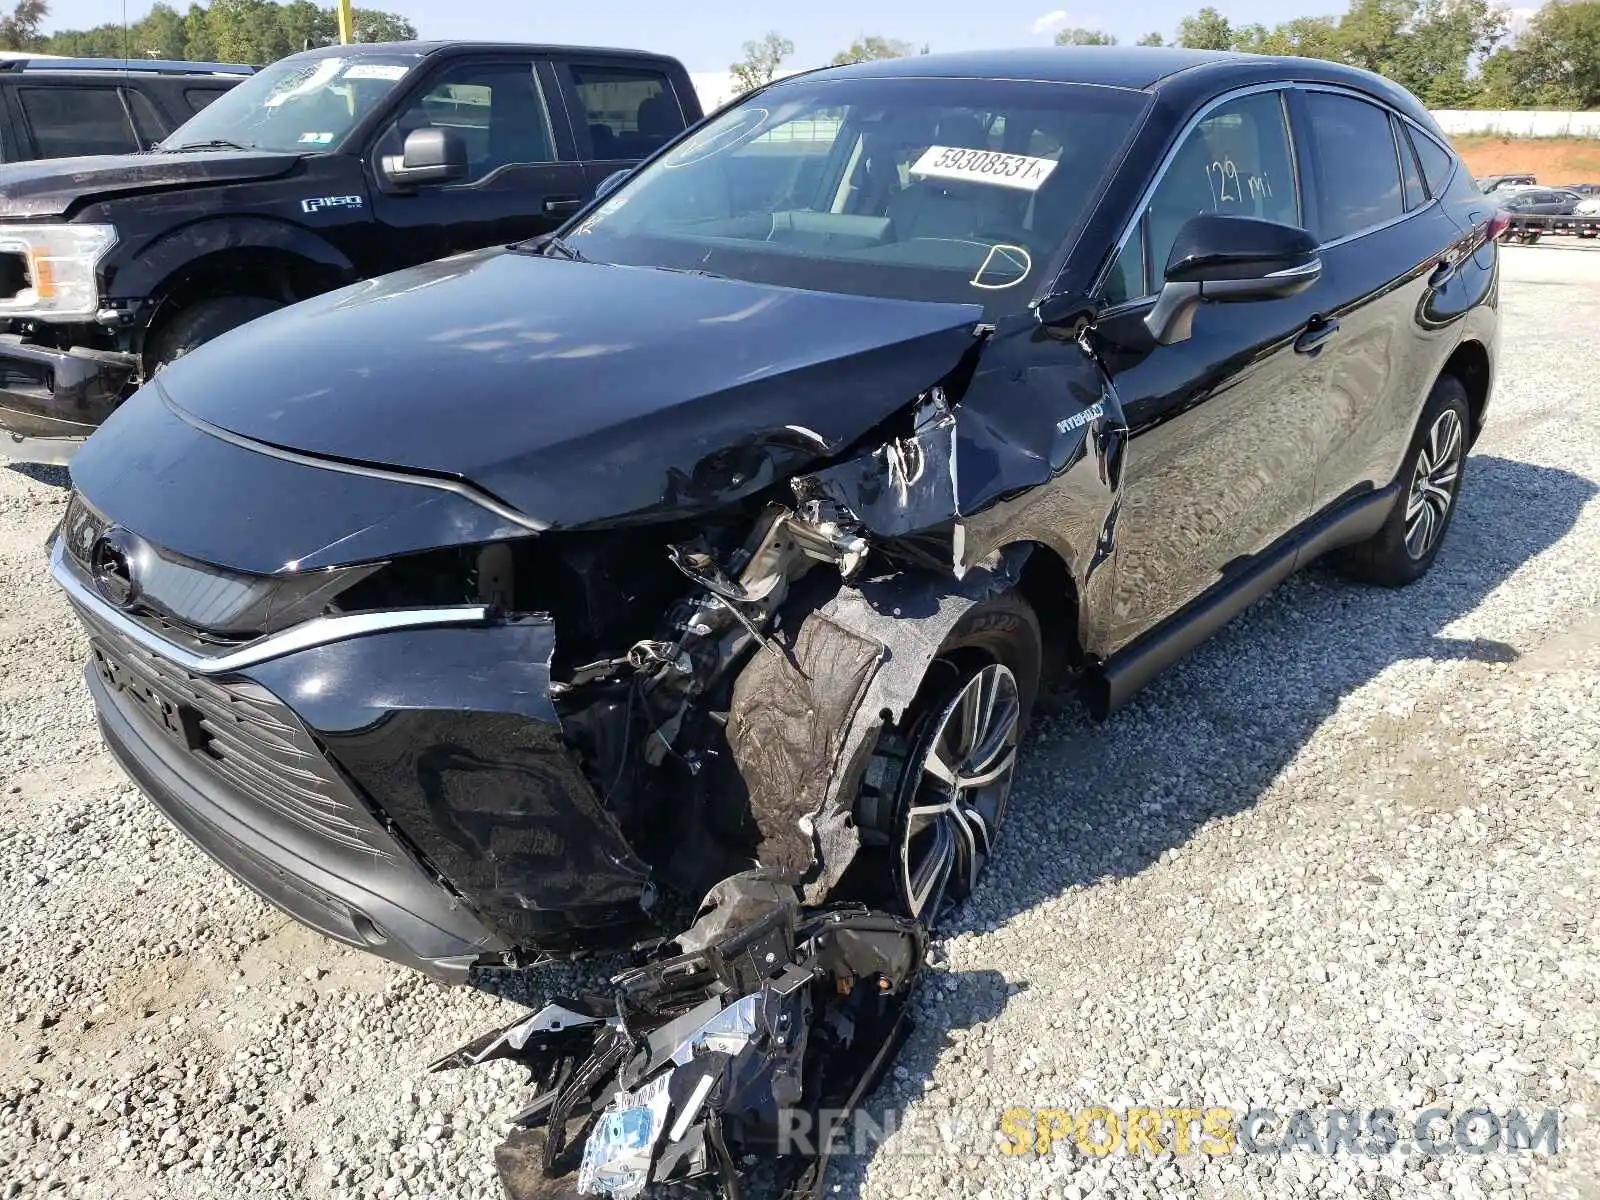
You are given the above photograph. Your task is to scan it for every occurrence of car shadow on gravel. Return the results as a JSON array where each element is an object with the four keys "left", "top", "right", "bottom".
[
  {"left": 944, "top": 451, "right": 1596, "bottom": 936},
  {"left": 4, "top": 461, "right": 69, "bottom": 488}
]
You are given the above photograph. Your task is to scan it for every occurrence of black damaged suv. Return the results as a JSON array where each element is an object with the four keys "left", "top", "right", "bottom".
[
  {"left": 55, "top": 48, "right": 1498, "bottom": 981},
  {"left": 0, "top": 40, "right": 699, "bottom": 462}
]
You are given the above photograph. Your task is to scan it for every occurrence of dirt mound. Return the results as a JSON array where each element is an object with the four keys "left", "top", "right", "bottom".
[{"left": 1451, "top": 135, "right": 1600, "bottom": 185}]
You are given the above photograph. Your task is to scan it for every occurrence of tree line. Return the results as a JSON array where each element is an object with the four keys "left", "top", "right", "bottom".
[
  {"left": 0, "top": 0, "right": 417, "bottom": 62},
  {"left": 735, "top": 0, "right": 1600, "bottom": 109}
]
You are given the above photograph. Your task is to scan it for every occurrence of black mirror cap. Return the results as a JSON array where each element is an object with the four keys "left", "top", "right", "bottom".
[
  {"left": 380, "top": 127, "right": 469, "bottom": 188},
  {"left": 1164, "top": 214, "right": 1319, "bottom": 285}
]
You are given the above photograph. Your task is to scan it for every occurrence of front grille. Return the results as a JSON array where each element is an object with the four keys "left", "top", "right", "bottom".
[{"left": 76, "top": 602, "right": 393, "bottom": 861}]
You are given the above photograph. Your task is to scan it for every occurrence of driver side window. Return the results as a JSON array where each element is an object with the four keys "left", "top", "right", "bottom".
[
  {"left": 387, "top": 61, "right": 555, "bottom": 185},
  {"left": 1104, "top": 90, "right": 1300, "bottom": 304}
]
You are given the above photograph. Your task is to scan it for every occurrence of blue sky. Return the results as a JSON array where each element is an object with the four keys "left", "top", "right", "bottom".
[{"left": 43, "top": 0, "right": 1344, "bottom": 74}]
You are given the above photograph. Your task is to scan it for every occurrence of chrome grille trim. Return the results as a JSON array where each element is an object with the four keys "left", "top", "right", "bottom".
[{"left": 51, "top": 537, "right": 490, "bottom": 675}]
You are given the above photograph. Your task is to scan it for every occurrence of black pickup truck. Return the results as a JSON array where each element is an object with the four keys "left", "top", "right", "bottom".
[{"left": 0, "top": 40, "right": 701, "bottom": 462}]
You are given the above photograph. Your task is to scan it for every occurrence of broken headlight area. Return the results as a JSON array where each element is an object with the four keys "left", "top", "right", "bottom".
[{"left": 432, "top": 871, "right": 927, "bottom": 1200}]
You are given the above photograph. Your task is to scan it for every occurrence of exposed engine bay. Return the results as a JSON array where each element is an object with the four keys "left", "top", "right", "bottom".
[
  {"left": 309, "top": 384, "right": 1041, "bottom": 938},
  {"left": 432, "top": 872, "right": 928, "bottom": 1200}
]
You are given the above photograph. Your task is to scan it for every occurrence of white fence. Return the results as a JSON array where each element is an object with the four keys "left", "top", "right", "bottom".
[
  {"left": 1425, "top": 110, "right": 1600, "bottom": 138},
  {"left": 688, "top": 75, "right": 1600, "bottom": 140}
]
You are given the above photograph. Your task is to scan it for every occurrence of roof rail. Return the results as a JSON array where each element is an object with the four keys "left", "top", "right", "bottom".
[{"left": 0, "top": 57, "right": 255, "bottom": 76}]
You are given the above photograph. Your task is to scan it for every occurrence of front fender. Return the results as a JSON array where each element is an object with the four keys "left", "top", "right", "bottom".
[
  {"left": 106, "top": 216, "right": 358, "bottom": 301},
  {"left": 796, "top": 319, "right": 1127, "bottom": 660}
]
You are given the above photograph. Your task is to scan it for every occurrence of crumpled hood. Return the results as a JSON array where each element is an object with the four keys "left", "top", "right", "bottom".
[
  {"left": 153, "top": 248, "right": 984, "bottom": 529},
  {"left": 0, "top": 149, "right": 301, "bottom": 219}
]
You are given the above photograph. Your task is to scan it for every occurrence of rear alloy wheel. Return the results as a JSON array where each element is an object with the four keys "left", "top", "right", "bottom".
[
  {"left": 1331, "top": 374, "right": 1471, "bottom": 587},
  {"left": 1404, "top": 407, "right": 1464, "bottom": 561},
  {"left": 894, "top": 663, "right": 1022, "bottom": 922}
]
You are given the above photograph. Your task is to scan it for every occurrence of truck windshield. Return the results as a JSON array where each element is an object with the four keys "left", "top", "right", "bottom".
[
  {"left": 161, "top": 52, "right": 423, "bottom": 154},
  {"left": 565, "top": 76, "right": 1149, "bottom": 318}
]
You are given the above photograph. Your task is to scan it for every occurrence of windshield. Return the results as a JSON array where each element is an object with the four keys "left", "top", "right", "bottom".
[
  {"left": 566, "top": 77, "right": 1148, "bottom": 318},
  {"left": 161, "top": 52, "right": 422, "bottom": 153}
]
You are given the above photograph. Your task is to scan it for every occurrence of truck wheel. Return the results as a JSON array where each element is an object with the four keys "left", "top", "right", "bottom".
[
  {"left": 848, "top": 592, "right": 1042, "bottom": 926},
  {"left": 1330, "top": 375, "right": 1470, "bottom": 588},
  {"left": 148, "top": 296, "right": 283, "bottom": 369}
]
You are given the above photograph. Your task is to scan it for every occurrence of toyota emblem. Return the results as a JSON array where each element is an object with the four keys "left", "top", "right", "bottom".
[{"left": 90, "top": 527, "right": 141, "bottom": 610}]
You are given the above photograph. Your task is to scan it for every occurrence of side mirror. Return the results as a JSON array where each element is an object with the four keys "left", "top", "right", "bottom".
[
  {"left": 380, "top": 127, "right": 468, "bottom": 190},
  {"left": 1145, "top": 214, "right": 1322, "bottom": 345},
  {"left": 594, "top": 168, "right": 630, "bottom": 200}
]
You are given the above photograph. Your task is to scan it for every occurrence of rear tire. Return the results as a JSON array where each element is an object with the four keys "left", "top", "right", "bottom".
[
  {"left": 148, "top": 295, "right": 283, "bottom": 370},
  {"left": 1331, "top": 375, "right": 1470, "bottom": 588},
  {"left": 846, "top": 591, "right": 1042, "bottom": 926}
]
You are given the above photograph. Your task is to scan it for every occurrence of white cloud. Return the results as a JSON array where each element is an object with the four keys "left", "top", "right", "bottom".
[
  {"left": 1492, "top": 0, "right": 1540, "bottom": 32},
  {"left": 1031, "top": 10, "right": 1070, "bottom": 34}
]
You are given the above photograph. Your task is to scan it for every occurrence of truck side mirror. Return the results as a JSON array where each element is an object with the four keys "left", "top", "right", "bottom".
[{"left": 380, "top": 127, "right": 468, "bottom": 191}]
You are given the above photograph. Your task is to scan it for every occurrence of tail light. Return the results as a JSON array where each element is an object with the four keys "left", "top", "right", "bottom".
[{"left": 1486, "top": 212, "right": 1512, "bottom": 242}]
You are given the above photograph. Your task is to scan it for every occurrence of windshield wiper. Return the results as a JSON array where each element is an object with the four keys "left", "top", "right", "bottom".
[
  {"left": 165, "top": 139, "right": 253, "bottom": 152},
  {"left": 644, "top": 265, "right": 729, "bottom": 280},
  {"left": 533, "top": 234, "right": 588, "bottom": 263}
]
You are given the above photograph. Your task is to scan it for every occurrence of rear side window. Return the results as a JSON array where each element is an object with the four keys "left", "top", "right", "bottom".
[
  {"left": 1103, "top": 89, "right": 1299, "bottom": 303},
  {"left": 1396, "top": 121, "right": 1425, "bottom": 211},
  {"left": 1409, "top": 130, "right": 1456, "bottom": 197},
  {"left": 570, "top": 65, "right": 683, "bottom": 160},
  {"left": 123, "top": 89, "right": 168, "bottom": 148},
  {"left": 184, "top": 87, "right": 231, "bottom": 114},
  {"left": 19, "top": 87, "right": 140, "bottom": 157},
  {"left": 1304, "top": 92, "right": 1404, "bottom": 241}
]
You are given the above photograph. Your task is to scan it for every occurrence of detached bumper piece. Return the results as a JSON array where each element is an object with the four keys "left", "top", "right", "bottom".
[
  {"left": 0, "top": 334, "right": 135, "bottom": 462},
  {"left": 432, "top": 872, "right": 927, "bottom": 1200}
]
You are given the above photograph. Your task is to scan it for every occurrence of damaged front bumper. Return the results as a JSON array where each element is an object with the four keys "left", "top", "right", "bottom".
[
  {"left": 432, "top": 871, "right": 927, "bottom": 1200},
  {"left": 53, "top": 538, "right": 656, "bottom": 982},
  {"left": 0, "top": 333, "right": 135, "bottom": 463}
]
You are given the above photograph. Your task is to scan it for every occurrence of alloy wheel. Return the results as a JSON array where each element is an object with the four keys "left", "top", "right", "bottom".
[
  {"left": 1405, "top": 407, "right": 1464, "bottom": 560},
  {"left": 895, "top": 663, "right": 1021, "bottom": 923}
]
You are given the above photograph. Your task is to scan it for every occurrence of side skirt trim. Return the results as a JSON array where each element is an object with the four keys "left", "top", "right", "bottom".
[{"left": 1088, "top": 484, "right": 1398, "bottom": 717}]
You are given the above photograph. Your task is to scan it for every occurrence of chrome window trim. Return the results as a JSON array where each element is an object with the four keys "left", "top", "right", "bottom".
[
  {"left": 1093, "top": 82, "right": 1300, "bottom": 303},
  {"left": 51, "top": 538, "right": 492, "bottom": 676},
  {"left": 1093, "top": 81, "right": 1450, "bottom": 303},
  {"left": 1296, "top": 84, "right": 1441, "bottom": 246},
  {"left": 1398, "top": 116, "right": 1459, "bottom": 198}
]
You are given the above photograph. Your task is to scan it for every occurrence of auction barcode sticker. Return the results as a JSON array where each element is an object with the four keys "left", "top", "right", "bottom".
[{"left": 909, "top": 146, "right": 1059, "bottom": 191}]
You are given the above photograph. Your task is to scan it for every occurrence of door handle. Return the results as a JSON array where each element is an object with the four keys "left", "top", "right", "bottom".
[
  {"left": 543, "top": 195, "right": 583, "bottom": 215},
  {"left": 1294, "top": 316, "right": 1340, "bottom": 355},
  {"left": 1428, "top": 259, "right": 1456, "bottom": 289}
]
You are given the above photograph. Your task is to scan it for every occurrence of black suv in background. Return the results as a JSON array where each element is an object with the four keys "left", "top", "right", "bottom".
[
  {"left": 0, "top": 41, "right": 700, "bottom": 462},
  {"left": 0, "top": 57, "right": 248, "bottom": 161}
]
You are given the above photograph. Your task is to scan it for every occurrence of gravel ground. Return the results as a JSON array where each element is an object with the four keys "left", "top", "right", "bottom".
[{"left": 2, "top": 244, "right": 1598, "bottom": 1200}]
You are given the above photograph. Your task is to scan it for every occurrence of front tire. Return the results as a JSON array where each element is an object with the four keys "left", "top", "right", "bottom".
[
  {"left": 848, "top": 592, "right": 1042, "bottom": 926},
  {"left": 147, "top": 295, "right": 284, "bottom": 370},
  {"left": 1332, "top": 375, "right": 1470, "bottom": 587}
]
